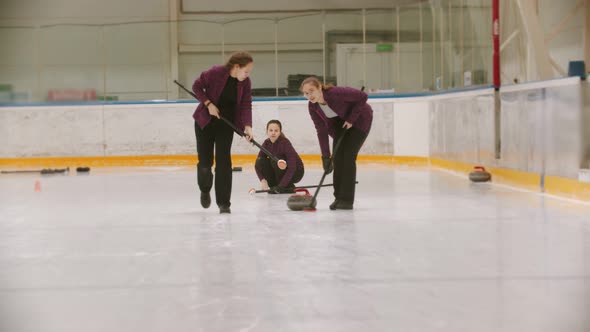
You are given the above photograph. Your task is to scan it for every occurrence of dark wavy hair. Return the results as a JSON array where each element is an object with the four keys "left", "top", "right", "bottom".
[{"left": 225, "top": 51, "right": 253, "bottom": 69}]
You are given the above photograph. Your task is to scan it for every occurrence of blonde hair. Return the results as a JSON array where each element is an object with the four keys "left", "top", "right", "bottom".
[{"left": 299, "top": 76, "right": 334, "bottom": 92}]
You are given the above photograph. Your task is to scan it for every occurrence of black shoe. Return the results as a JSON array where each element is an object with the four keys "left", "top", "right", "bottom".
[
  {"left": 200, "top": 192, "right": 211, "bottom": 209},
  {"left": 329, "top": 200, "right": 339, "bottom": 210},
  {"left": 219, "top": 205, "right": 231, "bottom": 214},
  {"left": 334, "top": 201, "right": 353, "bottom": 210}
]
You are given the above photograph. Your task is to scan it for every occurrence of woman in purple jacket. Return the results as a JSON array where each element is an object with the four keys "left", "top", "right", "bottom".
[
  {"left": 255, "top": 120, "right": 305, "bottom": 194},
  {"left": 192, "top": 51, "right": 254, "bottom": 214},
  {"left": 300, "top": 77, "right": 373, "bottom": 210}
]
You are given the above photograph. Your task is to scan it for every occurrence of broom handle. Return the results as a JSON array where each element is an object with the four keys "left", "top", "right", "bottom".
[
  {"left": 310, "top": 130, "right": 348, "bottom": 203},
  {"left": 174, "top": 80, "right": 280, "bottom": 162},
  {"left": 1, "top": 168, "right": 69, "bottom": 174},
  {"left": 252, "top": 181, "right": 358, "bottom": 194}
]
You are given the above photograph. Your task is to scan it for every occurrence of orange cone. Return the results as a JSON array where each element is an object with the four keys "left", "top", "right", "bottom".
[{"left": 34, "top": 180, "right": 41, "bottom": 192}]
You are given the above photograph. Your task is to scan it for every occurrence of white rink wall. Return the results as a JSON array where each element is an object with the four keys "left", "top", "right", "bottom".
[
  {"left": 0, "top": 98, "right": 429, "bottom": 158},
  {"left": 2, "top": 78, "right": 588, "bottom": 179}
]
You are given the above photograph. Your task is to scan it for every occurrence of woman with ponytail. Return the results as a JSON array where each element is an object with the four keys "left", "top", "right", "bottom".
[
  {"left": 255, "top": 120, "right": 304, "bottom": 194},
  {"left": 300, "top": 77, "right": 373, "bottom": 210}
]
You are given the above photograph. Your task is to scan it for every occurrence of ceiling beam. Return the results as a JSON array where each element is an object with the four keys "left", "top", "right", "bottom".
[{"left": 515, "top": 0, "right": 553, "bottom": 80}]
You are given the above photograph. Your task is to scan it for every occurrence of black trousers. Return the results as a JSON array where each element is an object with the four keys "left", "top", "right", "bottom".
[
  {"left": 332, "top": 122, "right": 368, "bottom": 203},
  {"left": 194, "top": 119, "right": 234, "bottom": 207},
  {"left": 255, "top": 156, "right": 304, "bottom": 187}
]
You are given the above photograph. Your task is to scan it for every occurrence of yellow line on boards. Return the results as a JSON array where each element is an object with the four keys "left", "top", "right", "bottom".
[{"left": 2, "top": 155, "right": 588, "bottom": 202}]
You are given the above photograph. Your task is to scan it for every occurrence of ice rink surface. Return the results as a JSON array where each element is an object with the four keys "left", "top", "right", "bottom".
[{"left": 1, "top": 164, "right": 589, "bottom": 332}]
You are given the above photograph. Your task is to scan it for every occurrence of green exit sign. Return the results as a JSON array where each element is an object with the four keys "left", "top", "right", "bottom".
[{"left": 376, "top": 43, "right": 393, "bottom": 52}]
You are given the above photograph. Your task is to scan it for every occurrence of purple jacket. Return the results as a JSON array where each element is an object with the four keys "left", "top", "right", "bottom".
[
  {"left": 308, "top": 86, "right": 373, "bottom": 157},
  {"left": 192, "top": 65, "right": 252, "bottom": 130},
  {"left": 255, "top": 136, "right": 304, "bottom": 187}
]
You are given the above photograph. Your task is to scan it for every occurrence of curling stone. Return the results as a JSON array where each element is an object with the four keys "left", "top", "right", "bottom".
[
  {"left": 287, "top": 188, "right": 316, "bottom": 211},
  {"left": 469, "top": 166, "right": 491, "bottom": 182}
]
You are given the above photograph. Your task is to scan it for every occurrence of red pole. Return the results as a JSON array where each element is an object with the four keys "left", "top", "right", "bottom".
[{"left": 493, "top": 0, "right": 500, "bottom": 89}]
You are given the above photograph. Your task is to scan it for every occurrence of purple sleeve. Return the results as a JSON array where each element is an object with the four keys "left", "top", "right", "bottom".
[
  {"left": 309, "top": 105, "right": 330, "bottom": 157},
  {"left": 334, "top": 87, "right": 368, "bottom": 124},
  {"left": 239, "top": 78, "right": 252, "bottom": 128},
  {"left": 192, "top": 69, "right": 210, "bottom": 104},
  {"left": 278, "top": 139, "right": 300, "bottom": 188}
]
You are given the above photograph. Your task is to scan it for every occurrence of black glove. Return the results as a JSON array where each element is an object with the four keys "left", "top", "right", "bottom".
[
  {"left": 321, "top": 156, "right": 333, "bottom": 174},
  {"left": 269, "top": 185, "right": 292, "bottom": 194},
  {"left": 268, "top": 186, "right": 287, "bottom": 194}
]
